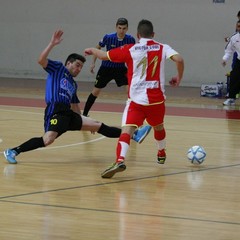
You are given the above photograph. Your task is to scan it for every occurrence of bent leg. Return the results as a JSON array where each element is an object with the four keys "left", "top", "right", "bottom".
[{"left": 81, "top": 115, "right": 121, "bottom": 137}]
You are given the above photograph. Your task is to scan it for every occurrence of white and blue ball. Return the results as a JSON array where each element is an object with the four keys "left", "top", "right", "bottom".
[{"left": 187, "top": 145, "right": 206, "bottom": 164}]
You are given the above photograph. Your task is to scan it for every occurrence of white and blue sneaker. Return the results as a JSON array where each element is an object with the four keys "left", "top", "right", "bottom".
[
  {"left": 132, "top": 125, "right": 152, "bottom": 144},
  {"left": 223, "top": 98, "right": 235, "bottom": 106},
  {"left": 4, "top": 149, "right": 18, "bottom": 164}
]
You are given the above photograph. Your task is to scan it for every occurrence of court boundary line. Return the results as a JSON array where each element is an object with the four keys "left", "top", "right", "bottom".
[
  {"left": 0, "top": 198, "right": 239, "bottom": 226},
  {"left": 0, "top": 162, "right": 239, "bottom": 200}
]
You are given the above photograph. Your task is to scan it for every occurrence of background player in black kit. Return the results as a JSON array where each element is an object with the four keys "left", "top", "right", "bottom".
[{"left": 82, "top": 18, "right": 136, "bottom": 117}]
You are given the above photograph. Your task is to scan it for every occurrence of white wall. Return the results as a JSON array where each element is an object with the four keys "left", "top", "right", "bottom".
[{"left": 0, "top": 0, "right": 239, "bottom": 86}]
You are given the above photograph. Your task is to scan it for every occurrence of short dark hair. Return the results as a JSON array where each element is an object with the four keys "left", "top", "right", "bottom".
[
  {"left": 237, "top": 11, "right": 240, "bottom": 17},
  {"left": 116, "top": 17, "right": 128, "bottom": 26},
  {"left": 64, "top": 53, "right": 86, "bottom": 66},
  {"left": 137, "top": 19, "right": 154, "bottom": 38}
]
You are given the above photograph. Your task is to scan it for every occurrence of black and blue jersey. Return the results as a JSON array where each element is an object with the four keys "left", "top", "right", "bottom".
[
  {"left": 43, "top": 59, "right": 80, "bottom": 132},
  {"left": 44, "top": 59, "right": 80, "bottom": 106},
  {"left": 99, "top": 32, "right": 135, "bottom": 68}
]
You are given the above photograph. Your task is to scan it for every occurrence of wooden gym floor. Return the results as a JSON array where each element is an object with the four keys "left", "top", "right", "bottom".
[{"left": 0, "top": 78, "right": 240, "bottom": 240}]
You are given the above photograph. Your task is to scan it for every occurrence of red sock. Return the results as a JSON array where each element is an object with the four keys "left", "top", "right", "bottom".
[{"left": 116, "top": 133, "right": 131, "bottom": 162}]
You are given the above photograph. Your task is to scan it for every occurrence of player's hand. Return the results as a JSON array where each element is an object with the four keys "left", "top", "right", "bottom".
[
  {"left": 224, "top": 37, "right": 230, "bottom": 42},
  {"left": 169, "top": 76, "right": 180, "bottom": 87},
  {"left": 90, "top": 63, "right": 95, "bottom": 74},
  {"left": 51, "top": 30, "right": 63, "bottom": 46},
  {"left": 84, "top": 48, "right": 93, "bottom": 56}
]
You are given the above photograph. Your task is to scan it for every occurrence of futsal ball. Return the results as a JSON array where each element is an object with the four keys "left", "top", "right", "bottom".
[{"left": 187, "top": 145, "right": 206, "bottom": 164}]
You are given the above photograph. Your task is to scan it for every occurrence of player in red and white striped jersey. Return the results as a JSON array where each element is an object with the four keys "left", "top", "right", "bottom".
[{"left": 85, "top": 19, "right": 184, "bottom": 178}]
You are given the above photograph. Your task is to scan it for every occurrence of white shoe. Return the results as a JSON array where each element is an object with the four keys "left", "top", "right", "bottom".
[{"left": 223, "top": 98, "right": 235, "bottom": 106}]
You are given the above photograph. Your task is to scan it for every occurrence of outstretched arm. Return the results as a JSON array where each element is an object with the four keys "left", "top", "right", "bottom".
[
  {"left": 38, "top": 30, "right": 64, "bottom": 68},
  {"left": 84, "top": 48, "right": 109, "bottom": 61},
  {"left": 169, "top": 54, "right": 184, "bottom": 87}
]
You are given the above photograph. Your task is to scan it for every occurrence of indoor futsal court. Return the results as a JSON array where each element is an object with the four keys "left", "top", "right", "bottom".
[{"left": 0, "top": 78, "right": 240, "bottom": 239}]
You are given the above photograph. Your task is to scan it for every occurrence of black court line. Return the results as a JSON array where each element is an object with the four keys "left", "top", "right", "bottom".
[
  {"left": 0, "top": 199, "right": 239, "bottom": 226},
  {"left": 0, "top": 163, "right": 239, "bottom": 200}
]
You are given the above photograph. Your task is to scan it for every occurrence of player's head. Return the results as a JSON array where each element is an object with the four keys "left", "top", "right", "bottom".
[
  {"left": 65, "top": 53, "right": 86, "bottom": 77},
  {"left": 116, "top": 17, "right": 128, "bottom": 27},
  {"left": 116, "top": 17, "right": 129, "bottom": 39},
  {"left": 65, "top": 53, "right": 86, "bottom": 66},
  {"left": 236, "top": 20, "right": 240, "bottom": 33},
  {"left": 137, "top": 19, "right": 155, "bottom": 39},
  {"left": 237, "top": 11, "right": 240, "bottom": 20}
]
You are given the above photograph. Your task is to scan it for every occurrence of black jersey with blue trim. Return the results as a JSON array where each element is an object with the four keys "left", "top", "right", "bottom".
[
  {"left": 44, "top": 59, "right": 80, "bottom": 106},
  {"left": 99, "top": 32, "right": 135, "bottom": 68}
]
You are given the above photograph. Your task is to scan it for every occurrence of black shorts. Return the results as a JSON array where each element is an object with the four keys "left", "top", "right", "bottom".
[
  {"left": 95, "top": 66, "right": 128, "bottom": 88},
  {"left": 44, "top": 103, "right": 82, "bottom": 136}
]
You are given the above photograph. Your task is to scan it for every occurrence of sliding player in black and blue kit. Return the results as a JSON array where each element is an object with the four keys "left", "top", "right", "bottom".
[{"left": 4, "top": 30, "right": 151, "bottom": 164}]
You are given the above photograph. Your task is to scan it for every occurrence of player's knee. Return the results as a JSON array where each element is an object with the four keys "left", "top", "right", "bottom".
[
  {"left": 154, "top": 124, "right": 164, "bottom": 131},
  {"left": 81, "top": 118, "right": 102, "bottom": 131},
  {"left": 43, "top": 133, "right": 56, "bottom": 146},
  {"left": 92, "top": 88, "right": 101, "bottom": 96},
  {"left": 43, "top": 138, "right": 54, "bottom": 146}
]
